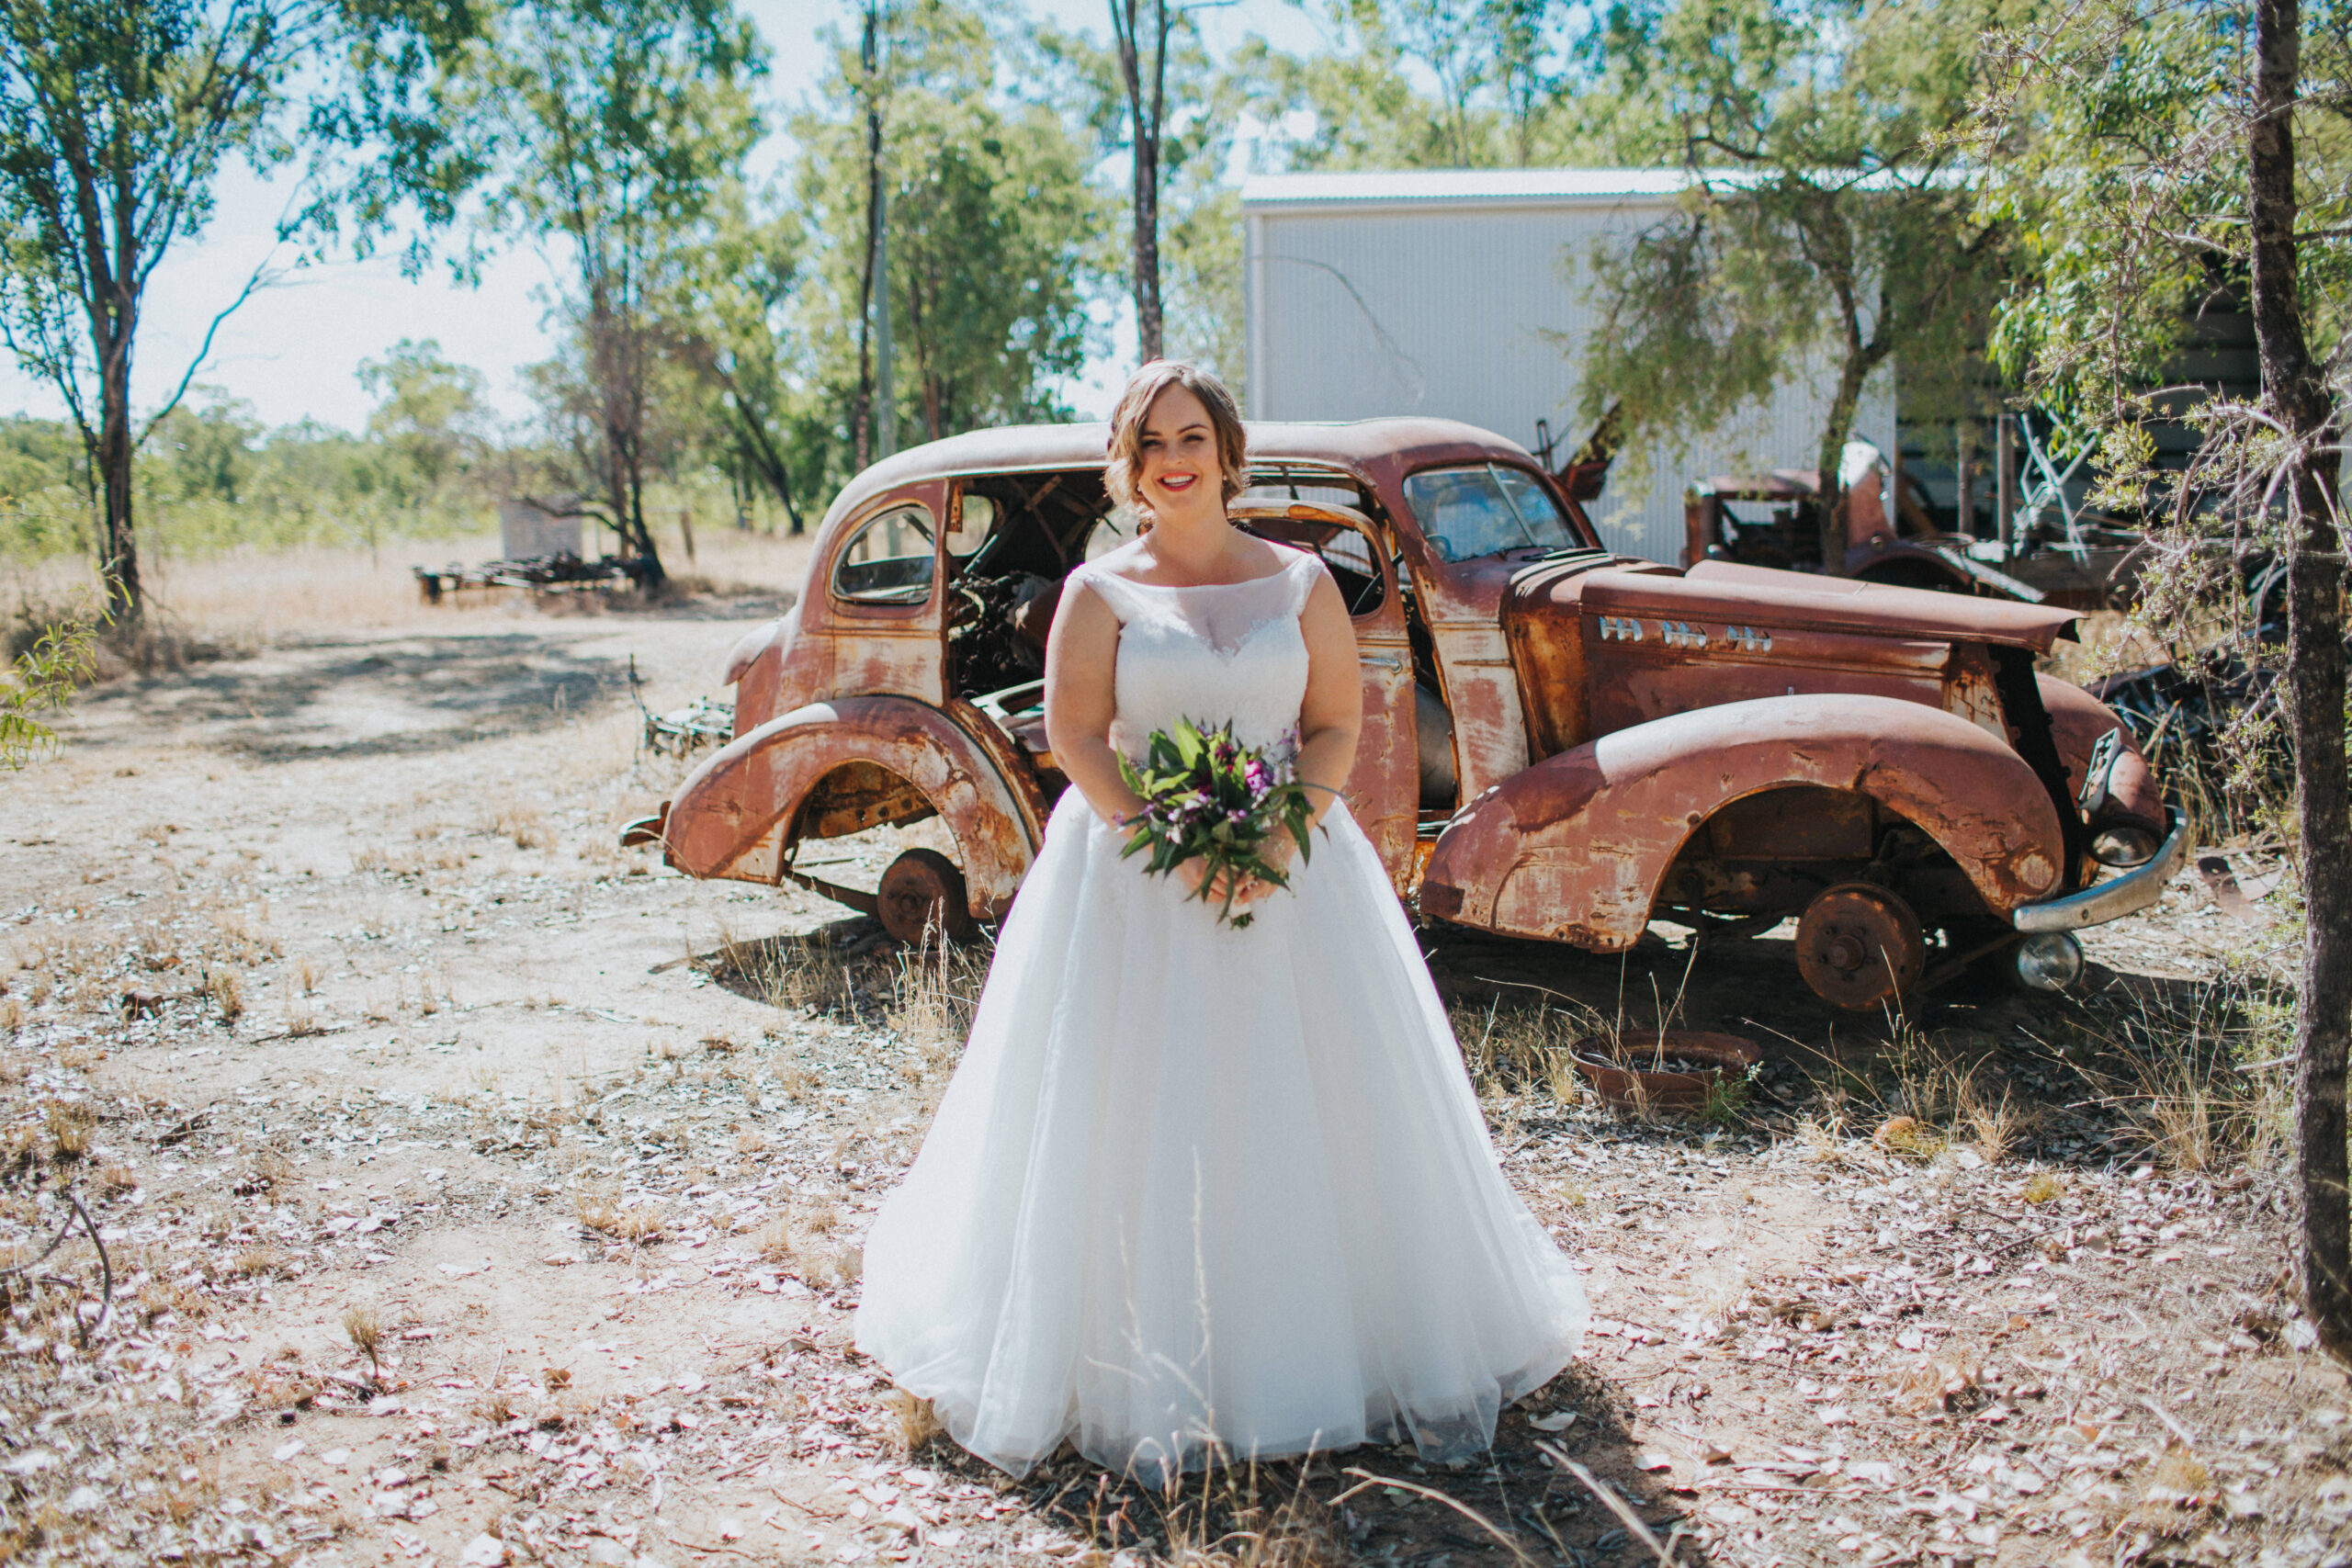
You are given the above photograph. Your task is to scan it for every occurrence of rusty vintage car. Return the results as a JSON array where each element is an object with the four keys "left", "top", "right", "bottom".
[{"left": 624, "top": 419, "right": 2185, "bottom": 1010}]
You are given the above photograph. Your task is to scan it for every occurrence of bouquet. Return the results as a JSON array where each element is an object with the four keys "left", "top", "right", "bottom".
[{"left": 1117, "top": 717, "right": 1317, "bottom": 929}]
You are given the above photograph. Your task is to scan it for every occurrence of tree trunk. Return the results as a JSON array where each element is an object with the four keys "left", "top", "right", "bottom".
[
  {"left": 1814, "top": 355, "right": 1867, "bottom": 577},
  {"left": 1132, "top": 104, "right": 1161, "bottom": 362},
  {"left": 728, "top": 406, "right": 804, "bottom": 535},
  {"left": 2252, "top": 0, "right": 2352, "bottom": 1360},
  {"left": 96, "top": 324, "right": 141, "bottom": 624},
  {"left": 854, "top": 3, "right": 883, "bottom": 468},
  {"left": 1113, "top": 0, "right": 1166, "bottom": 363}
]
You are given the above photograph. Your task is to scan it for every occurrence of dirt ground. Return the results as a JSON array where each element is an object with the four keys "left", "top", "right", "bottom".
[{"left": 2, "top": 549, "right": 2347, "bottom": 1568}]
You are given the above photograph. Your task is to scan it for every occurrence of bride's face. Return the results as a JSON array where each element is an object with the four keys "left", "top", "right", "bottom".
[{"left": 1136, "top": 386, "right": 1223, "bottom": 518}]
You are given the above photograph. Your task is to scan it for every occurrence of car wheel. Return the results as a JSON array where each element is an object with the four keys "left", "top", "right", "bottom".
[
  {"left": 1794, "top": 883, "right": 1927, "bottom": 1010},
  {"left": 877, "top": 848, "right": 977, "bottom": 945}
]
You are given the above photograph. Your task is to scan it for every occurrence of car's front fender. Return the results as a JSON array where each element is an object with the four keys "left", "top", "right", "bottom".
[
  {"left": 1420, "top": 694, "right": 2067, "bottom": 950},
  {"left": 662, "top": 694, "right": 1046, "bottom": 918}
]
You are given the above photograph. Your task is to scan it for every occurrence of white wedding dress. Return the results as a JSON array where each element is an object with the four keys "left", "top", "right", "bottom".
[{"left": 854, "top": 551, "right": 1586, "bottom": 1479}]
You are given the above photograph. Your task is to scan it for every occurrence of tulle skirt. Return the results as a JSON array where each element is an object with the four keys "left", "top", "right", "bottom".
[{"left": 853, "top": 790, "right": 1586, "bottom": 1479}]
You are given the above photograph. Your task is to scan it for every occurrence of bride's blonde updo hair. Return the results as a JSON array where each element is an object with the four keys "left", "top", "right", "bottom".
[{"left": 1103, "top": 360, "right": 1250, "bottom": 516}]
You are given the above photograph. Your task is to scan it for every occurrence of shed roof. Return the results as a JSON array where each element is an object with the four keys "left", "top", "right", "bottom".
[{"left": 1238, "top": 167, "right": 1716, "bottom": 212}]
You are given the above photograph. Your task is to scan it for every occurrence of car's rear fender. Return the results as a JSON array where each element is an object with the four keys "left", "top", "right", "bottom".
[
  {"left": 662, "top": 695, "right": 1047, "bottom": 918},
  {"left": 1420, "top": 694, "right": 2066, "bottom": 950}
]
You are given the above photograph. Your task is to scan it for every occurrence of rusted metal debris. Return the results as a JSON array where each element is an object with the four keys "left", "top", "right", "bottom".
[
  {"left": 413, "top": 551, "right": 655, "bottom": 604},
  {"left": 628, "top": 656, "right": 733, "bottom": 759},
  {"left": 625, "top": 418, "right": 2175, "bottom": 1010}
]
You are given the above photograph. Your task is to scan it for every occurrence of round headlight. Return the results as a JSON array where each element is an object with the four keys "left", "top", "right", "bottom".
[
  {"left": 2090, "top": 826, "right": 2160, "bottom": 867},
  {"left": 2013, "top": 932, "right": 2085, "bottom": 993}
]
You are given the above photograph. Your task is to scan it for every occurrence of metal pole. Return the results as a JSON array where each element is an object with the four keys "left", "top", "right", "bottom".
[
  {"left": 1955, "top": 434, "right": 1973, "bottom": 539},
  {"left": 1996, "top": 412, "right": 2015, "bottom": 550}
]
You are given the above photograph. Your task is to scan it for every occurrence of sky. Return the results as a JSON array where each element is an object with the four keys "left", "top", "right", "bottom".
[{"left": 0, "top": 0, "right": 1326, "bottom": 435}]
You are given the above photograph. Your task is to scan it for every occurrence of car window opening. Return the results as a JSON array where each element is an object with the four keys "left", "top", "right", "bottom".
[
  {"left": 832, "top": 506, "right": 936, "bottom": 604},
  {"left": 1403, "top": 464, "right": 1583, "bottom": 563}
]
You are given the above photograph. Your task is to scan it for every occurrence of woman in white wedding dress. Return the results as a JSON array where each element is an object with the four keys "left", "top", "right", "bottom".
[{"left": 854, "top": 362, "right": 1585, "bottom": 1480}]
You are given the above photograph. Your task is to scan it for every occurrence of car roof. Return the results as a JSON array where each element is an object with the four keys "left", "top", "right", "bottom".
[{"left": 816, "top": 417, "right": 1544, "bottom": 535}]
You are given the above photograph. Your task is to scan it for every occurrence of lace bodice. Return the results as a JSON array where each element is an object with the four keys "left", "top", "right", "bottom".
[{"left": 1071, "top": 551, "right": 1317, "bottom": 761}]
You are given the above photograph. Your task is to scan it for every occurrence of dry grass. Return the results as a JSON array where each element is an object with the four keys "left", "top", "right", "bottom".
[
  {"left": 572, "top": 1183, "right": 666, "bottom": 1243},
  {"left": 1449, "top": 994, "right": 1601, "bottom": 1107},
  {"left": 883, "top": 1386, "right": 945, "bottom": 1454},
  {"left": 2057, "top": 974, "right": 2290, "bottom": 1173},
  {"left": 209, "top": 907, "right": 277, "bottom": 964},
  {"left": 341, "top": 1305, "right": 385, "bottom": 1376},
  {"left": 752, "top": 1215, "right": 797, "bottom": 1263},
  {"left": 201, "top": 967, "right": 243, "bottom": 1023},
  {"left": 485, "top": 807, "right": 552, "bottom": 851},
  {"left": 8, "top": 527, "right": 812, "bottom": 666},
  {"left": 42, "top": 1100, "right": 93, "bottom": 1163},
  {"left": 774, "top": 1055, "right": 820, "bottom": 1101},
  {"left": 1955, "top": 1074, "right": 2024, "bottom": 1164},
  {"left": 1146, "top": 1461, "right": 1355, "bottom": 1568},
  {"left": 1872, "top": 1114, "right": 1946, "bottom": 1161},
  {"left": 232, "top": 1246, "right": 284, "bottom": 1280},
  {"left": 237, "top": 1147, "right": 295, "bottom": 1197},
  {"left": 1803, "top": 1024, "right": 2044, "bottom": 1166}
]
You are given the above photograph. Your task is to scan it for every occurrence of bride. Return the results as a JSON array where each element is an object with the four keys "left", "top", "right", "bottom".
[{"left": 854, "top": 361, "right": 1586, "bottom": 1480}]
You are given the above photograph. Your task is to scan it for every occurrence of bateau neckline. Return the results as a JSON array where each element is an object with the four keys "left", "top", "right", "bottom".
[{"left": 1088, "top": 554, "right": 1304, "bottom": 592}]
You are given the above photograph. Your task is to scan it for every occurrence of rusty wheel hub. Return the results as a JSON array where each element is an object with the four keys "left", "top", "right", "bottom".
[
  {"left": 877, "top": 848, "right": 976, "bottom": 945},
  {"left": 1794, "top": 883, "right": 1926, "bottom": 1011}
]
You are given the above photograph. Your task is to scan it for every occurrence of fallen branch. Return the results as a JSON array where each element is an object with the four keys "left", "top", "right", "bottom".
[
  {"left": 1535, "top": 1443, "right": 1679, "bottom": 1568},
  {"left": 0, "top": 1183, "right": 112, "bottom": 1348},
  {"left": 1333, "top": 1467, "right": 1538, "bottom": 1567}
]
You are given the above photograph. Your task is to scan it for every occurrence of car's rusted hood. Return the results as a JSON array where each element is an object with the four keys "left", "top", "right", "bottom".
[{"left": 1565, "top": 559, "right": 2080, "bottom": 652}]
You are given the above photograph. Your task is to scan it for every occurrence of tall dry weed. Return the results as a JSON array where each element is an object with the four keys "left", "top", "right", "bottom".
[
  {"left": 1449, "top": 994, "right": 1602, "bottom": 1107},
  {"left": 2060, "top": 970, "right": 2289, "bottom": 1172}
]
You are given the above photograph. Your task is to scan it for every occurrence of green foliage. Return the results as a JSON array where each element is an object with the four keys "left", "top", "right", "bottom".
[
  {"left": 1574, "top": 0, "right": 2009, "bottom": 500},
  {"left": 1971, "top": 0, "right": 2352, "bottom": 801},
  {"left": 1232, "top": 0, "right": 1595, "bottom": 171},
  {"left": 1116, "top": 716, "right": 1317, "bottom": 931},
  {"left": 0, "top": 375, "right": 503, "bottom": 564},
  {"left": 0, "top": 0, "right": 486, "bottom": 615},
  {"left": 1974, "top": 0, "right": 2352, "bottom": 523},
  {"left": 360, "top": 338, "right": 496, "bottom": 497},
  {"left": 0, "top": 615, "right": 94, "bottom": 769},
  {"left": 785, "top": 2, "right": 1108, "bottom": 454},
  {"left": 447, "top": 0, "right": 767, "bottom": 578}
]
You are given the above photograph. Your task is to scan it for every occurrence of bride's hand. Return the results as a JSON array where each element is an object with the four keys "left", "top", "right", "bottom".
[
  {"left": 1180, "top": 855, "right": 1271, "bottom": 907},
  {"left": 1230, "top": 838, "right": 1297, "bottom": 908}
]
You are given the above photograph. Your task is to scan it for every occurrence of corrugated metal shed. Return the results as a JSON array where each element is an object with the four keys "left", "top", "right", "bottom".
[{"left": 1240, "top": 169, "right": 1894, "bottom": 564}]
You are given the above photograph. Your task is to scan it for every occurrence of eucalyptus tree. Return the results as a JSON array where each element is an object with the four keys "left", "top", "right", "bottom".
[
  {"left": 450, "top": 0, "right": 765, "bottom": 584},
  {"left": 0, "top": 0, "right": 481, "bottom": 621},
  {"left": 1975, "top": 0, "right": 2352, "bottom": 1357},
  {"left": 1034, "top": 9, "right": 1239, "bottom": 378},
  {"left": 670, "top": 186, "right": 820, "bottom": 534},
  {"left": 1107, "top": 0, "right": 1188, "bottom": 360},
  {"left": 789, "top": 3, "right": 1106, "bottom": 456},
  {"left": 1573, "top": 0, "right": 2007, "bottom": 574}
]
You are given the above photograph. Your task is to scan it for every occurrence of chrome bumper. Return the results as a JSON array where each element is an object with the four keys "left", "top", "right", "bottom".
[{"left": 2011, "top": 808, "right": 2189, "bottom": 933}]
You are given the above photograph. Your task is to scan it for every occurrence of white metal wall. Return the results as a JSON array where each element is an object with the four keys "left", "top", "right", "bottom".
[{"left": 1244, "top": 197, "right": 1894, "bottom": 564}]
